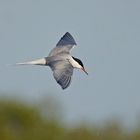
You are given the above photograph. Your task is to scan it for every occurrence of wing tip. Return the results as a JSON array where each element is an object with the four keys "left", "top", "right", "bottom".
[
  {"left": 57, "top": 76, "right": 71, "bottom": 90},
  {"left": 56, "top": 32, "right": 77, "bottom": 46}
]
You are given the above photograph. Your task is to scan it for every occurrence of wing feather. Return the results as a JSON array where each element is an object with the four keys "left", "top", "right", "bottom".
[
  {"left": 52, "top": 61, "right": 73, "bottom": 89},
  {"left": 56, "top": 32, "right": 77, "bottom": 46},
  {"left": 48, "top": 32, "right": 77, "bottom": 57}
]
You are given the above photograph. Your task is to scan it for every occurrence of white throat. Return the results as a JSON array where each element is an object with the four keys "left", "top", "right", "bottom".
[{"left": 68, "top": 56, "right": 82, "bottom": 69}]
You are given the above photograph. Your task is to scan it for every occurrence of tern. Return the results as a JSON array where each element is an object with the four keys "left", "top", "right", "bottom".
[{"left": 16, "top": 32, "right": 88, "bottom": 89}]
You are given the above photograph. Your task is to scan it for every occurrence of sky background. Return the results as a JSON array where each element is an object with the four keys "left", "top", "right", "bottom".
[{"left": 0, "top": 0, "right": 140, "bottom": 128}]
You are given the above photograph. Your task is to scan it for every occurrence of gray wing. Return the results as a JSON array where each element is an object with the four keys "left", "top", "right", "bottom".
[
  {"left": 51, "top": 60, "right": 74, "bottom": 89},
  {"left": 49, "top": 32, "right": 77, "bottom": 57}
]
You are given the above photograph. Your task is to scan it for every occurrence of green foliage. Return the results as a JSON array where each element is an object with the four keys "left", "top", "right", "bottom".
[{"left": 0, "top": 96, "right": 140, "bottom": 140}]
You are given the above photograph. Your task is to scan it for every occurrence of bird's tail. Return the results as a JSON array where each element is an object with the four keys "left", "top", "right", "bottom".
[{"left": 15, "top": 58, "right": 46, "bottom": 66}]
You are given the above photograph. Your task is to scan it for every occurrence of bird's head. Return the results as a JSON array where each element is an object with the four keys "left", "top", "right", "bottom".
[{"left": 72, "top": 56, "right": 88, "bottom": 75}]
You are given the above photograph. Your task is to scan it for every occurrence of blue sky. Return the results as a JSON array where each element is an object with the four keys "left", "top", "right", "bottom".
[{"left": 0, "top": 0, "right": 140, "bottom": 128}]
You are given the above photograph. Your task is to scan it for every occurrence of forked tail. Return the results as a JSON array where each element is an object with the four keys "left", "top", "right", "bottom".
[{"left": 15, "top": 58, "right": 46, "bottom": 66}]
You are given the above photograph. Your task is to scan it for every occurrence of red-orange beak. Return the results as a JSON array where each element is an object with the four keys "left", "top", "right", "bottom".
[{"left": 81, "top": 67, "right": 88, "bottom": 75}]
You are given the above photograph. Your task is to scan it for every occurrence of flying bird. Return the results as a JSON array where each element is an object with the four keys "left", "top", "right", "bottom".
[{"left": 16, "top": 32, "right": 88, "bottom": 89}]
